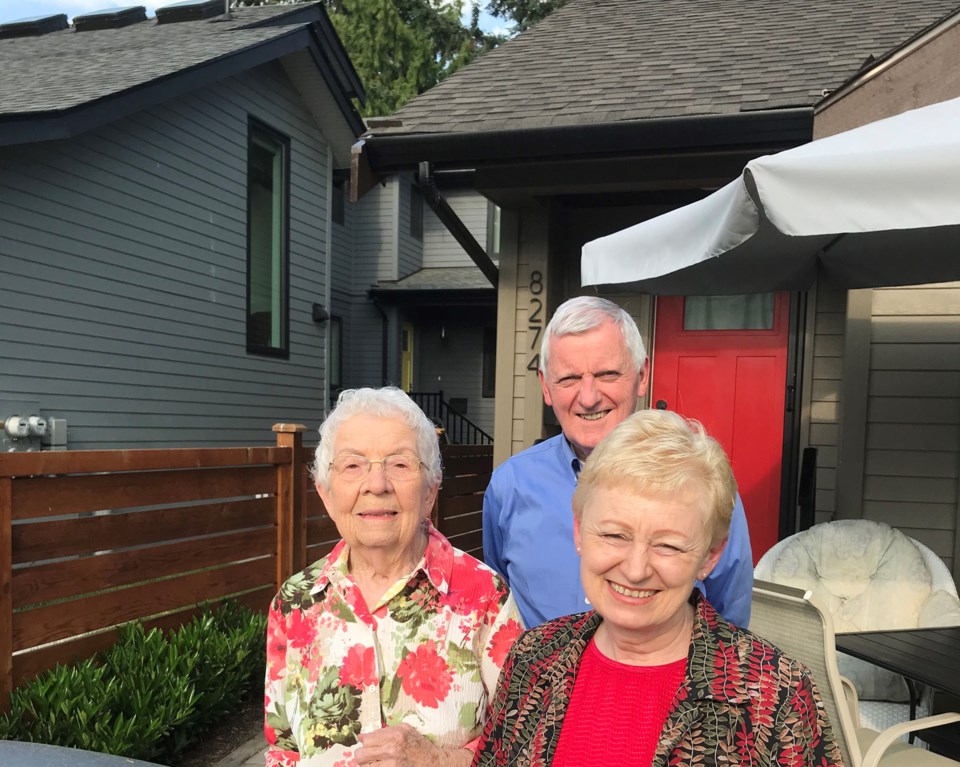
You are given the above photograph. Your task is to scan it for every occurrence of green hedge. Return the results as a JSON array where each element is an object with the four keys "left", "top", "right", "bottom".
[{"left": 0, "top": 601, "right": 267, "bottom": 764}]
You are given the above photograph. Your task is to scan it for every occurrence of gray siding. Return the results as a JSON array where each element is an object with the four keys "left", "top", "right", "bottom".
[
  {"left": 350, "top": 181, "right": 396, "bottom": 288},
  {"left": 862, "top": 283, "right": 960, "bottom": 570},
  {"left": 0, "top": 62, "right": 331, "bottom": 449},
  {"left": 397, "top": 175, "right": 423, "bottom": 279},
  {"left": 809, "top": 286, "right": 845, "bottom": 522},
  {"left": 423, "top": 189, "right": 490, "bottom": 267}
]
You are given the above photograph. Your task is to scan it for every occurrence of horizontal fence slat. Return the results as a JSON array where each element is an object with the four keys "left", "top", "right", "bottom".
[
  {"left": 12, "top": 587, "right": 274, "bottom": 689},
  {"left": 0, "top": 447, "right": 289, "bottom": 478},
  {"left": 442, "top": 445, "right": 494, "bottom": 460},
  {"left": 13, "top": 558, "right": 274, "bottom": 651},
  {"left": 438, "top": 494, "right": 483, "bottom": 519},
  {"left": 304, "top": 540, "right": 339, "bottom": 565},
  {"left": 306, "top": 515, "right": 339, "bottom": 542},
  {"left": 443, "top": 456, "right": 494, "bottom": 476},
  {"left": 439, "top": 510, "right": 482, "bottom": 538},
  {"left": 13, "top": 497, "right": 275, "bottom": 564},
  {"left": 12, "top": 466, "right": 276, "bottom": 519},
  {"left": 441, "top": 474, "right": 489, "bottom": 497},
  {"left": 13, "top": 528, "right": 274, "bottom": 608},
  {"left": 445, "top": 529, "right": 483, "bottom": 557}
]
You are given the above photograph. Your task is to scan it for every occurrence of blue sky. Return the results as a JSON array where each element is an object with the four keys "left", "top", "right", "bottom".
[{"left": 0, "top": 0, "right": 510, "bottom": 34}]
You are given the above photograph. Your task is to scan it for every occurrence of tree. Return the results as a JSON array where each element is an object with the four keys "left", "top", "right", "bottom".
[
  {"left": 486, "top": 0, "right": 568, "bottom": 33},
  {"left": 237, "top": 0, "right": 568, "bottom": 115},
  {"left": 239, "top": 0, "right": 500, "bottom": 116}
]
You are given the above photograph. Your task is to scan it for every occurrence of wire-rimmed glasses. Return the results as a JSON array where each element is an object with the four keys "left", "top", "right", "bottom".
[{"left": 329, "top": 453, "right": 424, "bottom": 481}]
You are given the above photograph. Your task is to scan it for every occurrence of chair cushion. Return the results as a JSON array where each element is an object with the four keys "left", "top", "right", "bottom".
[{"left": 762, "top": 520, "right": 933, "bottom": 632}]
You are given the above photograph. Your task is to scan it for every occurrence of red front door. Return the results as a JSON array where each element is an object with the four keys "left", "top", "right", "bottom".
[{"left": 651, "top": 293, "right": 790, "bottom": 562}]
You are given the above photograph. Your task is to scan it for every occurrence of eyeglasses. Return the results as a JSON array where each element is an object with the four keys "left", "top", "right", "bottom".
[{"left": 329, "top": 453, "right": 424, "bottom": 481}]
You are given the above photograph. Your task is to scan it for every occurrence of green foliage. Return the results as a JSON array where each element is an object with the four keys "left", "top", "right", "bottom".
[
  {"left": 486, "top": 0, "right": 569, "bottom": 33},
  {"left": 236, "top": 0, "right": 502, "bottom": 116},
  {"left": 0, "top": 602, "right": 268, "bottom": 764}
]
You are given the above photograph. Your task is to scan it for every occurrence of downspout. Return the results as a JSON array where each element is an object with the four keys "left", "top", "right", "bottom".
[
  {"left": 371, "top": 295, "right": 389, "bottom": 385},
  {"left": 417, "top": 161, "right": 498, "bottom": 288}
]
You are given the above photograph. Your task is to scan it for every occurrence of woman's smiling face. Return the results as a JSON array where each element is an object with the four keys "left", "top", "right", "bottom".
[
  {"left": 574, "top": 483, "right": 724, "bottom": 642},
  {"left": 317, "top": 414, "right": 437, "bottom": 557}
]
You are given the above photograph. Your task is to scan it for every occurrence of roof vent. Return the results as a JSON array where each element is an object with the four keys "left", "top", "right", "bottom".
[
  {"left": 73, "top": 6, "right": 147, "bottom": 31},
  {"left": 0, "top": 13, "right": 69, "bottom": 38},
  {"left": 155, "top": 0, "right": 226, "bottom": 25}
]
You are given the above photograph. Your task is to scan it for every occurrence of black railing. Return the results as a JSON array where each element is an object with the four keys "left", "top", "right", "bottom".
[{"left": 409, "top": 391, "right": 493, "bottom": 445}]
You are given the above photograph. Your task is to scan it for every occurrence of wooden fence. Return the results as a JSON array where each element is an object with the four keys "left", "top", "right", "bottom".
[{"left": 0, "top": 426, "right": 492, "bottom": 711}]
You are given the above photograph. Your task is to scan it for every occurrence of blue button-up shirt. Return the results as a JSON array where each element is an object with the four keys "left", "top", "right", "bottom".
[{"left": 482, "top": 433, "right": 753, "bottom": 628}]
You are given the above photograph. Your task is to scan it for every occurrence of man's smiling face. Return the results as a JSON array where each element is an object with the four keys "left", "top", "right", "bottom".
[{"left": 539, "top": 319, "right": 649, "bottom": 461}]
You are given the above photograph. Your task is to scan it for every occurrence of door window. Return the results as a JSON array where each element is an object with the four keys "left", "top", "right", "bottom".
[{"left": 683, "top": 293, "right": 774, "bottom": 330}]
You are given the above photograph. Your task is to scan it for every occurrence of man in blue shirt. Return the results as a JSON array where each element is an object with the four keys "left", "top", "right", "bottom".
[{"left": 483, "top": 296, "right": 753, "bottom": 628}]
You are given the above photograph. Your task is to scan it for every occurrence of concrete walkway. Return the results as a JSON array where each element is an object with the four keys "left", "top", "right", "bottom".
[{"left": 211, "top": 734, "right": 267, "bottom": 767}]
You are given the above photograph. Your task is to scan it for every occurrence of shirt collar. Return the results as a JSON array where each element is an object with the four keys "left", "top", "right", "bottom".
[
  {"left": 559, "top": 435, "right": 583, "bottom": 477},
  {"left": 308, "top": 523, "right": 454, "bottom": 597}
]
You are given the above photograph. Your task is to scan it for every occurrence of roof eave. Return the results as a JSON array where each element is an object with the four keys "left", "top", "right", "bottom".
[
  {"left": 0, "top": 22, "right": 365, "bottom": 147},
  {"left": 352, "top": 107, "right": 814, "bottom": 199}
]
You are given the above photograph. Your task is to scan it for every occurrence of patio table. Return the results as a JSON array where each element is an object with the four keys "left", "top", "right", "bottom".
[
  {"left": 836, "top": 626, "right": 960, "bottom": 708},
  {"left": 836, "top": 625, "right": 960, "bottom": 752}
]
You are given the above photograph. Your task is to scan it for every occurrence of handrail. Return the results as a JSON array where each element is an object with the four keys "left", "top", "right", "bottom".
[{"left": 408, "top": 391, "right": 493, "bottom": 445}]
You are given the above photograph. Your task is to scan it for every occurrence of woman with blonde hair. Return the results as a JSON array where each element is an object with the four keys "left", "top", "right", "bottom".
[{"left": 474, "top": 409, "right": 842, "bottom": 767}]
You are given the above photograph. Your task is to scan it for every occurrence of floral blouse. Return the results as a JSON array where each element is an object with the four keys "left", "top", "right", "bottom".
[{"left": 265, "top": 524, "right": 523, "bottom": 766}]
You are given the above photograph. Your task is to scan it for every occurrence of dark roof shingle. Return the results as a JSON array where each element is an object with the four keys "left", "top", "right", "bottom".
[{"left": 388, "top": 0, "right": 960, "bottom": 135}]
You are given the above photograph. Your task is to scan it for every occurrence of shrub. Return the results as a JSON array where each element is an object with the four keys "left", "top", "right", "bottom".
[{"left": 0, "top": 601, "right": 267, "bottom": 763}]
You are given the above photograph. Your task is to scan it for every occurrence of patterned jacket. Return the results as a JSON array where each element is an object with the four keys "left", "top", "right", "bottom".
[{"left": 472, "top": 593, "right": 844, "bottom": 767}]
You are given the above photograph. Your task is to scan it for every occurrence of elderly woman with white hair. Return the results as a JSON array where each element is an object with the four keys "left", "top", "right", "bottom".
[
  {"left": 265, "top": 387, "right": 522, "bottom": 767},
  {"left": 474, "top": 409, "right": 843, "bottom": 767}
]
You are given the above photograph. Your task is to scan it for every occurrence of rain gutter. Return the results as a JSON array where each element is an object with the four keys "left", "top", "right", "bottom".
[{"left": 350, "top": 108, "right": 815, "bottom": 196}]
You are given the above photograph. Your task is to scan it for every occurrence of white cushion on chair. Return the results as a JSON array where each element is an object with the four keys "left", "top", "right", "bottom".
[{"left": 756, "top": 519, "right": 960, "bottom": 702}]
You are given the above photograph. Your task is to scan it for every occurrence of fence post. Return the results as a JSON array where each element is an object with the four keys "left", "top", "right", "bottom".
[
  {"left": 1, "top": 476, "right": 12, "bottom": 713},
  {"left": 274, "top": 424, "right": 307, "bottom": 593}
]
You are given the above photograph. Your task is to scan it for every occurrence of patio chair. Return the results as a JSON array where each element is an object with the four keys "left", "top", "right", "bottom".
[
  {"left": 755, "top": 519, "right": 960, "bottom": 718},
  {"left": 750, "top": 580, "right": 960, "bottom": 767}
]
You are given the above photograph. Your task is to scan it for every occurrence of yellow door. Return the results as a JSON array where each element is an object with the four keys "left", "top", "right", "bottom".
[{"left": 401, "top": 323, "right": 414, "bottom": 391}]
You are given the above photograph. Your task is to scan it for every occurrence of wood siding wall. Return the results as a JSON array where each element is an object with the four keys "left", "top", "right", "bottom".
[
  {"left": 422, "top": 189, "right": 490, "bottom": 267},
  {"left": 0, "top": 63, "right": 331, "bottom": 449},
  {"left": 862, "top": 283, "right": 960, "bottom": 571},
  {"left": 808, "top": 287, "right": 846, "bottom": 522},
  {"left": 396, "top": 175, "right": 423, "bottom": 280}
]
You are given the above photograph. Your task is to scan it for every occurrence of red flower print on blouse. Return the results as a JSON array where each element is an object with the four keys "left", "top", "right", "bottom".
[
  {"left": 339, "top": 644, "right": 378, "bottom": 688},
  {"left": 284, "top": 608, "right": 317, "bottom": 651},
  {"left": 487, "top": 619, "right": 523, "bottom": 666},
  {"left": 396, "top": 641, "right": 453, "bottom": 708}
]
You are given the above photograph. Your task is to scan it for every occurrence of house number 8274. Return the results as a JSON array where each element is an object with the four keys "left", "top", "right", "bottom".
[{"left": 527, "top": 270, "right": 544, "bottom": 372}]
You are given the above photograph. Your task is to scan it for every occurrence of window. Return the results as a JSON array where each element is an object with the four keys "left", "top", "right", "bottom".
[
  {"left": 332, "top": 175, "right": 346, "bottom": 226},
  {"left": 329, "top": 316, "right": 343, "bottom": 391},
  {"left": 482, "top": 325, "right": 496, "bottom": 397},
  {"left": 246, "top": 118, "right": 289, "bottom": 357},
  {"left": 683, "top": 293, "right": 775, "bottom": 330},
  {"left": 409, "top": 184, "right": 423, "bottom": 240}
]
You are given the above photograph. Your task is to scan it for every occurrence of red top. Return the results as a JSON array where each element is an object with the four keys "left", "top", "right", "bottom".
[{"left": 551, "top": 637, "right": 687, "bottom": 767}]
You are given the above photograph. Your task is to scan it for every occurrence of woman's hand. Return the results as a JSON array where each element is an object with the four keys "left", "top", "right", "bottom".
[{"left": 355, "top": 724, "right": 472, "bottom": 767}]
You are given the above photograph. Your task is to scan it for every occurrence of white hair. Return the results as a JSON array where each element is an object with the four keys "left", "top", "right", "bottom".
[
  {"left": 539, "top": 296, "right": 646, "bottom": 375},
  {"left": 312, "top": 387, "right": 442, "bottom": 489}
]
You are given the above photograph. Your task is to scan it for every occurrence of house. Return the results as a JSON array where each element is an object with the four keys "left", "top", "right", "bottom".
[
  {"left": 352, "top": 0, "right": 960, "bottom": 572},
  {"left": 0, "top": 1, "right": 365, "bottom": 450},
  {"left": 332, "top": 172, "right": 497, "bottom": 439}
]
